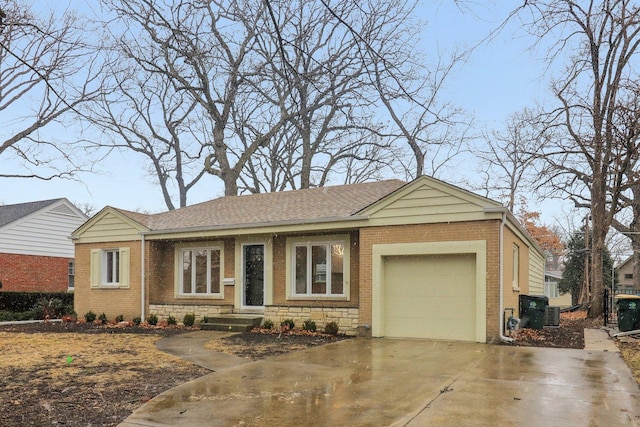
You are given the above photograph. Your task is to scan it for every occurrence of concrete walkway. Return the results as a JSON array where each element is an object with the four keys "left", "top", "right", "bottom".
[
  {"left": 155, "top": 331, "right": 249, "bottom": 371},
  {"left": 120, "top": 329, "right": 640, "bottom": 427}
]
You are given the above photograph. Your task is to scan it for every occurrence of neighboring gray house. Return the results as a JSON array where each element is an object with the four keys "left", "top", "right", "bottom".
[
  {"left": 0, "top": 199, "right": 87, "bottom": 292},
  {"left": 617, "top": 256, "right": 639, "bottom": 295}
]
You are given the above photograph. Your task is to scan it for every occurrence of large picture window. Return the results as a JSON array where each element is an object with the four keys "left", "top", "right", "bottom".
[
  {"left": 178, "top": 246, "right": 222, "bottom": 296},
  {"left": 291, "top": 238, "right": 347, "bottom": 297}
]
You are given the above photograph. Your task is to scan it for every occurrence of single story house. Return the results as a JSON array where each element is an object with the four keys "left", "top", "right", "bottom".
[
  {"left": 71, "top": 176, "right": 544, "bottom": 343},
  {"left": 0, "top": 198, "right": 87, "bottom": 292}
]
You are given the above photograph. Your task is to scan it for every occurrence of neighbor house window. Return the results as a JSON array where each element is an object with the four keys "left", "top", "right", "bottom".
[
  {"left": 68, "top": 260, "right": 75, "bottom": 290},
  {"left": 625, "top": 273, "right": 633, "bottom": 280},
  {"left": 512, "top": 244, "right": 520, "bottom": 290},
  {"left": 177, "top": 245, "right": 222, "bottom": 297},
  {"left": 545, "top": 281, "right": 559, "bottom": 298},
  {"left": 288, "top": 235, "right": 350, "bottom": 299},
  {"left": 90, "top": 248, "right": 130, "bottom": 289}
]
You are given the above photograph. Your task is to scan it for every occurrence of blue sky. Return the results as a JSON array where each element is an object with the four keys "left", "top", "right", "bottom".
[{"left": 0, "top": 1, "right": 570, "bottom": 223}]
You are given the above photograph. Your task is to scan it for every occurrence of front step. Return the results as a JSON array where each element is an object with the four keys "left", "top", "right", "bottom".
[{"left": 200, "top": 314, "right": 263, "bottom": 332}]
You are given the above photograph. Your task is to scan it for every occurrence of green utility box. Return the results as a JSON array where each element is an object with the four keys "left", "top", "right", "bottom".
[
  {"left": 617, "top": 295, "right": 640, "bottom": 332},
  {"left": 519, "top": 295, "right": 549, "bottom": 330}
]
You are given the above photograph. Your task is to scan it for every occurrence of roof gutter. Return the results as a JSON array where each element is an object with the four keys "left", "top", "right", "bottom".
[{"left": 140, "top": 214, "right": 370, "bottom": 238}]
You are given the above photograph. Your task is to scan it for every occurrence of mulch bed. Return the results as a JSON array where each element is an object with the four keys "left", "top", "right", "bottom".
[
  {"left": 0, "top": 320, "right": 191, "bottom": 336},
  {"left": 509, "top": 311, "right": 604, "bottom": 349}
]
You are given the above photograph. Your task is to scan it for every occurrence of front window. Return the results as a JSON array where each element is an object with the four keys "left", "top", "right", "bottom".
[
  {"left": 179, "top": 247, "right": 221, "bottom": 295},
  {"left": 104, "top": 250, "right": 120, "bottom": 285},
  {"left": 293, "top": 241, "right": 345, "bottom": 296}
]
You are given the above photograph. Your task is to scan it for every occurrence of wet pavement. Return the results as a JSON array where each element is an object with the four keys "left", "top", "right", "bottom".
[{"left": 120, "top": 331, "right": 640, "bottom": 427}]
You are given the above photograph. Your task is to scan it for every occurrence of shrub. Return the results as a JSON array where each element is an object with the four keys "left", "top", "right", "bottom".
[
  {"left": 147, "top": 314, "right": 158, "bottom": 326},
  {"left": 133, "top": 317, "right": 142, "bottom": 326},
  {"left": 324, "top": 321, "right": 339, "bottom": 335},
  {"left": 34, "top": 297, "right": 67, "bottom": 319},
  {"left": 183, "top": 313, "right": 195, "bottom": 327},
  {"left": 202, "top": 316, "right": 210, "bottom": 324},
  {"left": 281, "top": 318, "right": 295, "bottom": 330},
  {"left": 98, "top": 313, "right": 108, "bottom": 324},
  {"left": 115, "top": 314, "right": 124, "bottom": 323},
  {"left": 302, "top": 319, "right": 317, "bottom": 332},
  {"left": 84, "top": 311, "right": 96, "bottom": 323},
  {"left": 167, "top": 315, "right": 177, "bottom": 325},
  {"left": 262, "top": 319, "right": 274, "bottom": 330}
]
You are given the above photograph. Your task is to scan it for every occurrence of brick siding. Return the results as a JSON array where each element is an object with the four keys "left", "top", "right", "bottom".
[{"left": 0, "top": 253, "right": 71, "bottom": 292}]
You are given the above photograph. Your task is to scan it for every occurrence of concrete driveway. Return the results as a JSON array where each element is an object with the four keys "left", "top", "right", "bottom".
[{"left": 121, "top": 335, "right": 640, "bottom": 427}]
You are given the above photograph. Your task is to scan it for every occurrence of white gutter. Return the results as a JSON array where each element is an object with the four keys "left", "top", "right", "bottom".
[
  {"left": 499, "top": 211, "right": 514, "bottom": 343},
  {"left": 141, "top": 234, "right": 146, "bottom": 320}
]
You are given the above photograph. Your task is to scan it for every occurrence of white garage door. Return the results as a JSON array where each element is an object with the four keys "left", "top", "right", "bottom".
[{"left": 383, "top": 253, "right": 477, "bottom": 341}]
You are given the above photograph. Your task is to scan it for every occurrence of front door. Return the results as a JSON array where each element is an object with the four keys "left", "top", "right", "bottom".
[{"left": 243, "top": 244, "right": 264, "bottom": 308}]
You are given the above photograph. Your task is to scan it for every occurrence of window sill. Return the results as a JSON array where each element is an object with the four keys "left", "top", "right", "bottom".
[
  {"left": 175, "top": 294, "right": 224, "bottom": 300},
  {"left": 287, "top": 295, "right": 350, "bottom": 302}
]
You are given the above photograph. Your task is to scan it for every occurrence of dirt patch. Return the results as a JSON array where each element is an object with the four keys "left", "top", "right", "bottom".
[
  {"left": 205, "top": 328, "right": 351, "bottom": 360},
  {"left": 0, "top": 322, "right": 209, "bottom": 427},
  {"left": 509, "top": 311, "right": 594, "bottom": 349}
]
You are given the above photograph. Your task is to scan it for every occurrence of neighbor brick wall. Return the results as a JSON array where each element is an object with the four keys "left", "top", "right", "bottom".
[
  {"left": 74, "top": 241, "right": 143, "bottom": 321},
  {"left": 0, "top": 253, "right": 71, "bottom": 292},
  {"left": 359, "top": 220, "right": 502, "bottom": 342}
]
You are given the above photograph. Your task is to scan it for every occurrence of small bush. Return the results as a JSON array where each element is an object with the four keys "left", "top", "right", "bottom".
[
  {"left": 262, "top": 319, "right": 274, "bottom": 330},
  {"left": 84, "top": 311, "right": 96, "bottom": 323},
  {"left": 133, "top": 317, "right": 142, "bottom": 326},
  {"left": 98, "top": 313, "right": 108, "bottom": 324},
  {"left": 147, "top": 314, "right": 158, "bottom": 326},
  {"left": 34, "top": 297, "right": 67, "bottom": 319},
  {"left": 281, "top": 318, "right": 295, "bottom": 330},
  {"left": 115, "top": 314, "right": 124, "bottom": 323},
  {"left": 302, "top": 319, "right": 317, "bottom": 332},
  {"left": 183, "top": 313, "right": 195, "bottom": 327},
  {"left": 167, "top": 315, "right": 177, "bottom": 325},
  {"left": 324, "top": 321, "right": 339, "bottom": 335},
  {"left": 202, "top": 316, "right": 209, "bottom": 324}
]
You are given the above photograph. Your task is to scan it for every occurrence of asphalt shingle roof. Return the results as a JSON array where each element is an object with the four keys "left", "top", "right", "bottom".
[
  {"left": 0, "top": 199, "right": 64, "bottom": 228},
  {"left": 117, "top": 180, "right": 406, "bottom": 232}
]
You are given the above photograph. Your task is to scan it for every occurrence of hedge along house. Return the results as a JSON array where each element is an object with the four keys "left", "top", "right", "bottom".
[{"left": 71, "top": 176, "right": 544, "bottom": 343}]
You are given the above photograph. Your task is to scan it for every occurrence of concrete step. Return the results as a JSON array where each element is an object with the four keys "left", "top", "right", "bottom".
[{"left": 200, "top": 315, "right": 262, "bottom": 332}]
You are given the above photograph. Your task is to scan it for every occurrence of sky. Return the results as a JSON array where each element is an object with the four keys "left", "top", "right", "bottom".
[{"left": 0, "top": 1, "right": 573, "bottom": 225}]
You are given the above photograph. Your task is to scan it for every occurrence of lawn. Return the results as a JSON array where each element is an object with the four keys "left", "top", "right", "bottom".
[{"left": 0, "top": 330, "right": 209, "bottom": 426}]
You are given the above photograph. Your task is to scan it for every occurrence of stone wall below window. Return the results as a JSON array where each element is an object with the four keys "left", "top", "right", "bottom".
[
  {"left": 150, "top": 304, "right": 233, "bottom": 323},
  {"left": 264, "top": 305, "right": 359, "bottom": 336}
]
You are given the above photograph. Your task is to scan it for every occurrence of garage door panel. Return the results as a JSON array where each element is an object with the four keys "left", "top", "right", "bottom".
[{"left": 383, "top": 254, "right": 476, "bottom": 341}]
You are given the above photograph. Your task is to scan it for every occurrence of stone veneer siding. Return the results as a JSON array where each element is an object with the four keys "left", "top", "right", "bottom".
[
  {"left": 149, "top": 303, "right": 233, "bottom": 323},
  {"left": 264, "top": 305, "right": 359, "bottom": 336}
]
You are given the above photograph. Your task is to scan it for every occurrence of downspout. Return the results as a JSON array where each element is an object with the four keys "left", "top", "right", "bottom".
[
  {"left": 141, "top": 234, "right": 146, "bottom": 321},
  {"left": 499, "top": 211, "right": 515, "bottom": 343}
]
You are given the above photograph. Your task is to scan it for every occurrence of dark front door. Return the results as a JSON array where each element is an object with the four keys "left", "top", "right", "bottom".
[{"left": 243, "top": 244, "right": 264, "bottom": 307}]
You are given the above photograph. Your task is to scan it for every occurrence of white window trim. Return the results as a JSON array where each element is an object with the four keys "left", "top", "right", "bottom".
[
  {"left": 90, "top": 247, "right": 130, "bottom": 289},
  {"left": 285, "top": 234, "right": 350, "bottom": 301},
  {"left": 174, "top": 242, "right": 224, "bottom": 299}
]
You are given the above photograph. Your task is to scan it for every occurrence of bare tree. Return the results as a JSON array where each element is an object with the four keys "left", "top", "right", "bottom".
[
  {"left": 87, "top": 59, "right": 207, "bottom": 210},
  {"left": 520, "top": 0, "right": 640, "bottom": 317},
  {"left": 237, "top": 0, "right": 399, "bottom": 192},
  {"left": 475, "top": 109, "right": 543, "bottom": 212},
  {"left": 100, "top": 0, "right": 289, "bottom": 197},
  {"left": 0, "top": 2, "right": 102, "bottom": 180}
]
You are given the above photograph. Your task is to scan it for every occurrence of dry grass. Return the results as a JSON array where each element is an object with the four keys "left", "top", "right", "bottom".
[{"left": 0, "top": 332, "right": 209, "bottom": 426}]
